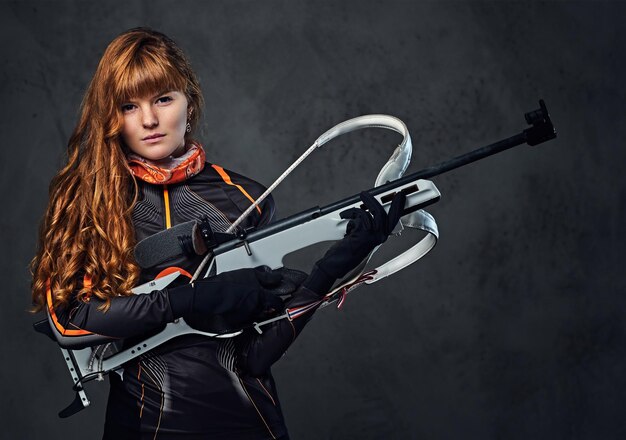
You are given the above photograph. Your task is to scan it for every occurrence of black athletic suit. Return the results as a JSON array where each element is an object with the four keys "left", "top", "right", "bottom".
[{"left": 51, "top": 161, "right": 322, "bottom": 439}]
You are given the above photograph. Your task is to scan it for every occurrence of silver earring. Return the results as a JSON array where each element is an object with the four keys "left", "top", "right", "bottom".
[{"left": 186, "top": 122, "right": 191, "bottom": 133}]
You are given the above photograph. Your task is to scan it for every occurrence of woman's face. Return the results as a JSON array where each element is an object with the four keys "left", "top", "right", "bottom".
[{"left": 120, "top": 90, "right": 190, "bottom": 161}]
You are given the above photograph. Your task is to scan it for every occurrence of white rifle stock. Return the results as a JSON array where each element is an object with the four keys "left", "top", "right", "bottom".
[{"left": 34, "top": 100, "right": 556, "bottom": 417}]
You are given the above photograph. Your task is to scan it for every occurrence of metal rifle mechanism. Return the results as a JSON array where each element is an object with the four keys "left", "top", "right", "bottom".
[{"left": 34, "top": 100, "right": 556, "bottom": 417}]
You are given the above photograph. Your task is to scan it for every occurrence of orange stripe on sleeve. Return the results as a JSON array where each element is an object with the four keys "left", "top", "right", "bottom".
[
  {"left": 211, "top": 164, "right": 262, "bottom": 215},
  {"left": 155, "top": 266, "right": 193, "bottom": 280},
  {"left": 46, "top": 279, "right": 94, "bottom": 336}
]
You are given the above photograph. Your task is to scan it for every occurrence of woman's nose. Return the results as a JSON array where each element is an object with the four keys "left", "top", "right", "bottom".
[{"left": 142, "top": 107, "right": 158, "bottom": 128}]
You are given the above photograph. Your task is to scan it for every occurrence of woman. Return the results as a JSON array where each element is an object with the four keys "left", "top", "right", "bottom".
[{"left": 31, "top": 28, "right": 404, "bottom": 439}]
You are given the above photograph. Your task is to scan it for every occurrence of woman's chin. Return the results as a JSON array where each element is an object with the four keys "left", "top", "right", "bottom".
[{"left": 134, "top": 148, "right": 175, "bottom": 162}]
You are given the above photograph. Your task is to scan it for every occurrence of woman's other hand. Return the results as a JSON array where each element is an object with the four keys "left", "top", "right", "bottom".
[{"left": 304, "top": 190, "right": 406, "bottom": 295}]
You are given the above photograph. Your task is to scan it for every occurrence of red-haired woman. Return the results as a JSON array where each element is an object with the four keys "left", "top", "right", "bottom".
[{"left": 31, "top": 28, "right": 403, "bottom": 439}]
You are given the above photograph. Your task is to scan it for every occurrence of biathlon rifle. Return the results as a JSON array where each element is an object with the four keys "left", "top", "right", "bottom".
[{"left": 34, "top": 100, "right": 556, "bottom": 417}]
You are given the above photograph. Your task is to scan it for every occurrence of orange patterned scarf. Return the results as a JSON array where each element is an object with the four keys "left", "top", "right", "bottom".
[{"left": 127, "top": 142, "right": 206, "bottom": 184}]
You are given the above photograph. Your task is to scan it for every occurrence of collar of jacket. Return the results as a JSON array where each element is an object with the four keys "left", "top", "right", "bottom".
[{"left": 127, "top": 141, "right": 206, "bottom": 184}]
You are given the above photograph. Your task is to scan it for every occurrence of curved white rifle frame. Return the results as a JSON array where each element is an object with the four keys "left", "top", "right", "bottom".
[
  {"left": 45, "top": 114, "right": 441, "bottom": 415},
  {"left": 286, "top": 114, "right": 439, "bottom": 292}
]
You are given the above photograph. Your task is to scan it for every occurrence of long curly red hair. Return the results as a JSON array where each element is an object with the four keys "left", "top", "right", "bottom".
[{"left": 31, "top": 28, "right": 203, "bottom": 311}]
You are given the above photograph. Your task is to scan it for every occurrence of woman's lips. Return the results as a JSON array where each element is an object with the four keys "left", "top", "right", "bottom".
[{"left": 142, "top": 134, "right": 165, "bottom": 143}]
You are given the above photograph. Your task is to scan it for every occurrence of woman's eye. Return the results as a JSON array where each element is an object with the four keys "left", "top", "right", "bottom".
[
  {"left": 156, "top": 96, "right": 173, "bottom": 104},
  {"left": 121, "top": 104, "right": 135, "bottom": 113}
]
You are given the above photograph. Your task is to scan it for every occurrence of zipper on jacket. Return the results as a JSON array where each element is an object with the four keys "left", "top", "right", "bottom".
[{"left": 163, "top": 185, "right": 172, "bottom": 229}]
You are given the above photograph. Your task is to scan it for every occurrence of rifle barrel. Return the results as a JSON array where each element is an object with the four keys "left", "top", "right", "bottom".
[
  {"left": 322, "top": 99, "right": 556, "bottom": 214},
  {"left": 228, "top": 100, "right": 556, "bottom": 246}
]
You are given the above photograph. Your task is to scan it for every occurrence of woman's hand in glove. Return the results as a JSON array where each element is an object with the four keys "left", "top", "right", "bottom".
[
  {"left": 304, "top": 190, "right": 406, "bottom": 295},
  {"left": 168, "top": 266, "right": 302, "bottom": 329}
]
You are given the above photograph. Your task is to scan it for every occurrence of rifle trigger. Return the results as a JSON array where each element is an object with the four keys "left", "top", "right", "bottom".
[{"left": 252, "top": 312, "right": 291, "bottom": 334}]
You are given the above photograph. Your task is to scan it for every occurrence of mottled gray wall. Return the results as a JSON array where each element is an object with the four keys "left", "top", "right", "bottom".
[{"left": 2, "top": 1, "right": 625, "bottom": 439}]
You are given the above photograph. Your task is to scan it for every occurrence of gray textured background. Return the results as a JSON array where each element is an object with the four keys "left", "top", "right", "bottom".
[{"left": 2, "top": 1, "right": 625, "bottom": 439}]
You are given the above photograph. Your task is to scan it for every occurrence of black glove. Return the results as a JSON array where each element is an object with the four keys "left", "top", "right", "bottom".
[
  {"left": 168, "top": 266, "right": 307, "bottom": 330},
  {"left": 264, "top": 266, "right": 309, "bottom": 297},
  {"left": 304, "top": 190, "right": 406, "bottom": 295}
]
